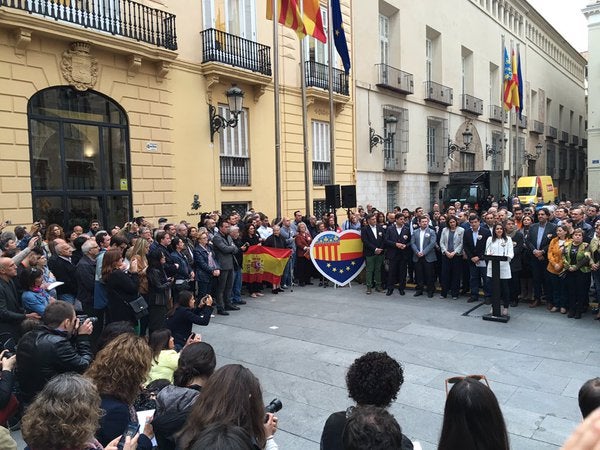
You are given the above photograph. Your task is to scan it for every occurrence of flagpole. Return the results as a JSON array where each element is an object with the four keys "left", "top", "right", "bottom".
[
  {"left": 514, "top": 42, "right": 519, "bottom": 185},
  {"left": 272, "top": 0, "right": 282, "bottom": 219},
  {"left": 300, "top": 0, "right": 311, "bottom": 216},
  {"left": 501, "top": 34, "right": 506, "bottom": 197},
  {"left": 327, "top": 0, "right": 335, "bottom": 187},
  {"left": 508, "top": 40, "right": 514, "bottom": 194}
]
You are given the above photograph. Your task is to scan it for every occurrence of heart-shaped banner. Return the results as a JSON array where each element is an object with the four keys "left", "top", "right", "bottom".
[{"left": 309, "top": 230, "right": 365, "bottom": 286}]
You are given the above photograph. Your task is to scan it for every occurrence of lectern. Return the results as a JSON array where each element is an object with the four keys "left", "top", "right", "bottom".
[{"left": 482, "top": 255, "right": 509, "bottom": 323}]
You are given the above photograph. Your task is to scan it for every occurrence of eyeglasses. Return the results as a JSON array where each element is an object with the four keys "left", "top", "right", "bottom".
[{"left": 445, "top": 374, "right": 489, "bottom": 396}]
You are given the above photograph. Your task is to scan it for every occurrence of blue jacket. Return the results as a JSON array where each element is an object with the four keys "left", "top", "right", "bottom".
[
  {"left": 21, "top": 290, "right": 51, "bottom": 315},
  {"left": 193, "top": 245, "right": 220, "bottom": 283}
]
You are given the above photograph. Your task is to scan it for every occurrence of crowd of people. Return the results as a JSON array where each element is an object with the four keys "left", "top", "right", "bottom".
[{"left": 0, "top": 197, "right": 600, "bottom": 448}]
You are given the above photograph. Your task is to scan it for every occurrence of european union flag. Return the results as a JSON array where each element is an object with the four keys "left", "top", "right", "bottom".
[{"left": 331, "top": 0, "right": 350, "bottom": 74}]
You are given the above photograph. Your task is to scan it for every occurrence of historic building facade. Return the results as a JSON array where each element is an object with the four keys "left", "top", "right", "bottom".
[
  {"left": 585, "top": 2, "right": 600, "bottom": 201},
  {"left": 0, "top": 0, "right": 353, "bottom": 229},
  {"left": 353, "top": 0, "right": 587, "bottom": 210}
]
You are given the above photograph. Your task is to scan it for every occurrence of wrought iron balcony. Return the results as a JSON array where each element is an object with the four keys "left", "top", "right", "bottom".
[
  {"left": 0, "top": 0, "right": 177, "bottom": 50},
  {"left": 312, "top": 161, "right": 332, "bottom": 185},
  {"left": 305, "top": 61, "right": 349, "bottom": 96},
  {"left": 375, "top": 64, "right": 414, "bottom": 95},
  {"left": 546, "top": 126, "right": 558, "bottom": 140},
  {"left": 424, "top": 81, "right": 453, "bottom": 106},
  {"left": 460, "top": 94, "right": 483, "bottom": 115},
  {"left": 201, "top": 28, "right": 271, "bottom": 76},
  {"left": 220, "top": 156, "right": 249, "bottom": 186},
  {"left": 489, "top": 105, "right": 506, "bottom": 123},
  {"left": 532, "top": 120, "right": 544, "bottom": 134},
  {"left": 559, "top": 131, "right": 569, "bottom": 143}
]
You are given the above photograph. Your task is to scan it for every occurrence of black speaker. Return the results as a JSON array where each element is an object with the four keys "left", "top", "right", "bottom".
[
  {"left": 325, "top": 184, "right": 341, "bottom": 209},
  {"left": 341, "top": 185, "right": 357, "bottom": 209}
]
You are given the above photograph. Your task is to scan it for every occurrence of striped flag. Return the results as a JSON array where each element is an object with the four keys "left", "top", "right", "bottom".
[
  {"left": 502, "top": 46, "right": 514, "bottom": 110},
  {"left": 303, "top": 0, "right": 327, "bottom": 43},
  {"left": 267, "top": 0, "right": 307, "bottom": 40}
]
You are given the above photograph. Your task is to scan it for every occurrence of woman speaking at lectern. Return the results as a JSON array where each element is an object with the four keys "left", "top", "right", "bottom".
[{"left": 485, "top": 224, "right": 513, "bottom": 317}]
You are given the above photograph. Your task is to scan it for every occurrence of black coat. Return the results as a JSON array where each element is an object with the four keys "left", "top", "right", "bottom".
[
  {"left": 166, "top": 305, "right": 213, "bottom": 349},
  {"left": 0, "top": 278, "right": 26, "bottom": 341},
  {"left": 509, "top": 231, "right": 525, "bottom": 272},
  {"left": 105, "top": 270, "right": 139, "bottom": 324},
  {"left": 384, "top": 224, "right": 411, "bottom": 261},
  {"left": 526, "top": 222, "right": 558, "bottom": 256},
  {"left": 361, "top": 225, "right": 385, "bottom": 257},
  {"left": 48, "top": 256, "right": 78, "bottom": 297},
  {"left": 463, "top": 227, "right": 492, "bottom": 260},
  {"left": 75, "top": 255, "right": 96, "bottom": 307},
  {"left": 16, "top": 326, "right": 93, "bottom": 404}
]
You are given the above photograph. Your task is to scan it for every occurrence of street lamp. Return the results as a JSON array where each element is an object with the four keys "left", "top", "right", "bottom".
[
  {"left": 524, "top": 142, "right": 543, "bottom": 161},
  {"left": 448, "top": 120, "right": 473, "bottom": 159},
  {"left": 486, "top": 134, "right": 508, "bottom": 159},
  {"left": 209, "top": 86, "right": 245, "bottom": 142},
  {"left": 369, "top": 115, "right": 398, "bottom": 152}
]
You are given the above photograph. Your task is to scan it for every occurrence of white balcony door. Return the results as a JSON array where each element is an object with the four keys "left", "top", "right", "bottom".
[
  {"left": 203, "top": 0, "right": 256, "bottom": 40},
  {"left": 379, "top": 15, "right": 389, "bottom": 65}
]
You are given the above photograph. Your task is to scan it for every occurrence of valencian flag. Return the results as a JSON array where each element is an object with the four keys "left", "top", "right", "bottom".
[
  {"left": 242, "top": 245, "right": 291, "bottom": 285},
  {"left": 267, "top": 0, "right": 327, "bottom": 43},
  {"left": 503, "top": 47, "right": 520, "bottom": 111},
  {"left": 311, "top": 232, "right": 364, "bottom": 286},
  {"left": 331, "top": 0, "right": 351, "bottom": 74}
]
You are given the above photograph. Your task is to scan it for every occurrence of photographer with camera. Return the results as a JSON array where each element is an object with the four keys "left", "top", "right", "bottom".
[
  {"left": 16, "top": 300, "right": 93, "bottom": 406},
  {"left": 166, "top": 291, "right": 213, "bottom": 351}
]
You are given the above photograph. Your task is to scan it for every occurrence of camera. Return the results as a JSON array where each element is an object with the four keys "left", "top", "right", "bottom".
[
  {"left": 264, "top": 398, "right": 283, "bottom": 422},
  {"left": 76, "top": 315, "right": 98, "bottom": 325}
]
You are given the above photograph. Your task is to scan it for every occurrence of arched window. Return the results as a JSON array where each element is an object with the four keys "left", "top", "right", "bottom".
[{"left": 28, "top": 86, "right": 131, "bottom": 230}]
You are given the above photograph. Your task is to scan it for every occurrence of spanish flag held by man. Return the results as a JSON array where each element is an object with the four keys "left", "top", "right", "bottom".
[{"left": 267, "top": 0, "right": 327, "bottom": 43}]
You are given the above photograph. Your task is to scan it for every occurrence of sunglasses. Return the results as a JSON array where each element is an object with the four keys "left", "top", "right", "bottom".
[{"left": 445, "top": 374, "right": 489, "bottom": 396}]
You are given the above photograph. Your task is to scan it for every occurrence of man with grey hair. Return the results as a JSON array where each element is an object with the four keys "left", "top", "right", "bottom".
[{"left": 75, "top": 239, "right": 100, "bottom": 317}]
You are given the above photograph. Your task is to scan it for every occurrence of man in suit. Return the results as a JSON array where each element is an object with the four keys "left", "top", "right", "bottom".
[
  {"left": 463, "top": 214, "right": 491, "bottom": 303},
  {"left": 361, "top": 214, "right": 385, "bottom": 295},
  {"left": 0, "top": 257, "right": 40, "bottom": 343},
  {"left": 384, "top": 213, "right": 411, "bottom": 296},
  {"left": 48, "top": 241, "right": 78, "bottom": 305},
  {"left": 526, "top": 207, "right": 557, "bottom": 307},
  {"left": 410, "top": 216, "right": 437, "bottom": 298},
  {"left": 212, "top": 219, "right": 245, "bottom": 315}
]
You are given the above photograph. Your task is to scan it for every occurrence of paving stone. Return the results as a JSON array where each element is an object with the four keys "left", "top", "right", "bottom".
[{"left": 532, "top": 415, "right": 580, "bottom": 447}]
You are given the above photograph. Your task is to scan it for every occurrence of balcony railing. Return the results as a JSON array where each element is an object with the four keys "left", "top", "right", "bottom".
[
  {"left": 517, "top": 114, "right": 527, "bottom": 129},
  {"left": 220, "top": 156, "right": 249, "bottom": 186},
  {"left": 427, "top": 155, "right": 444, "bottom": 173},
  {"left": 460, "top": 94, "right": 483, "bottom": 115},
  {"left": 546, "top": 126, "right": 558, "bottom": 140},
  {"left": 424, "top": 81, "right": 453, "bottom": 106},
  {"left": 201, "top": 28, "right": 271, "bottom": 76},
  {"left": 375, "top": 64, "right": 414, "bottom": 95},
  {"left": 489, "top": 105, "right": 506, "bottom": 123},
  {"left": 0, "top": 0, "right": 177, "bottom": 50},
  {"left": 532, "top": 120, "right": 544, "bottom": 134},
  {"left": 559, "top": 131, "right": 569, "bottom": 143},
  {"left": 305, "top": 61, "right": 349, "bottom": 96},
  {"left": 313, "top": 161, "right": 332, "bottom": 185}
]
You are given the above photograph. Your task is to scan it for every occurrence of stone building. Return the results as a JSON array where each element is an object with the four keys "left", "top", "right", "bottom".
[{"left": 353, "top": 0, "right": 587, "bottom": 210}]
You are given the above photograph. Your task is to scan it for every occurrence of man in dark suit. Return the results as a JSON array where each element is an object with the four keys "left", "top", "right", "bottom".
[
  {"left": 385, "top": 213, "right": 411, "bottom": 296},
  {"left": 212, "top": 219, "right": 245, "bottom": 315},
  {"left": 48, "top": 241, "right": 78, "bottom": 305},
  {"left": 525, "top": 207, "right": 557, "bottom": 307},
  {"left": 0, "top": 257, "right": 40, "bottom": 343},
  {"left": 505, "top": 218, "right": 524, "bottom": 307},
  {"left": 463, "top": 214, "right": 491, "bottom": 303},
  {"left": 410, "top": 216, "right": 437, "bottom": 298},
  {"left": 361, "top": 214, "right": 385, "bottom": 294}
]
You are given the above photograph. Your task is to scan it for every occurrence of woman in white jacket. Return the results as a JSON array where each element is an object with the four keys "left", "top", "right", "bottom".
[{"left": 485, "top": 223, "right": 514, "bottom": 316}]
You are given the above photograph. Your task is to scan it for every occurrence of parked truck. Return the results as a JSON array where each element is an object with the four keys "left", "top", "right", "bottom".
[{"left": 440, "top": 171, "right": 505, "bottom": 212}]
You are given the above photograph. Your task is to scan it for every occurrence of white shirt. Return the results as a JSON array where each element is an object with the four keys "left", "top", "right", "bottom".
[
  {"left": 257, "top": 225, "right": 273, "bottom": 240},
  {"left": 485, "top": 236, "right": 514, "bottom": 279},
  {"left": 419, "top": 228, "right": 426, "bottom": 252},
  {"left": 370, "top": 224, "right": 378, "bottom": 239}
]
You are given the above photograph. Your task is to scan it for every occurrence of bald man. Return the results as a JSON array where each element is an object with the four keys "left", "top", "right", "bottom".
[
  {"left": 0, "top": 257, "right": 40, "bottom": 341},
  {"left": 48, "top": 242, "right": 78, "bottom": 305}
]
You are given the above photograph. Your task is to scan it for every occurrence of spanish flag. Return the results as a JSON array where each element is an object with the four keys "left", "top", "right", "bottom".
[
  {"left": 503, "top": 48, "right": 520, "bottom": 111},
  {"left": 267, "top": 0, "right": 306, "bottom": 40},
  {"left": 267, "top": 0, "right": 327, "bottom": 43},
  {"left": 242, "top": 245, "right": 292, "bottom": 285}
]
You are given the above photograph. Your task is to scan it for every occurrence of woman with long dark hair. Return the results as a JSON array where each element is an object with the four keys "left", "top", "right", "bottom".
[
  {"left": 438, "top": 377, "right": 509, "bottom": 450},
  {"left": 147, "top": 328, "right": 179, "bottom": 383},
  {"left": 177, "top": 364, "right": 279, "bottom": 450},
  {"left": 103, "top": 248, "right": 139, "bottom": 325},
  {"left": 166, "top": 291, "right": 213, "bottom": 351},
  {"left": 153, "top": 342, "right": 217, "bottom": 450},
  {"left": 147, "top": 250, "right": 172, "bottom": 334},
  {"left": 485, "top": 223, "right": 513, "bottom": 316}
]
